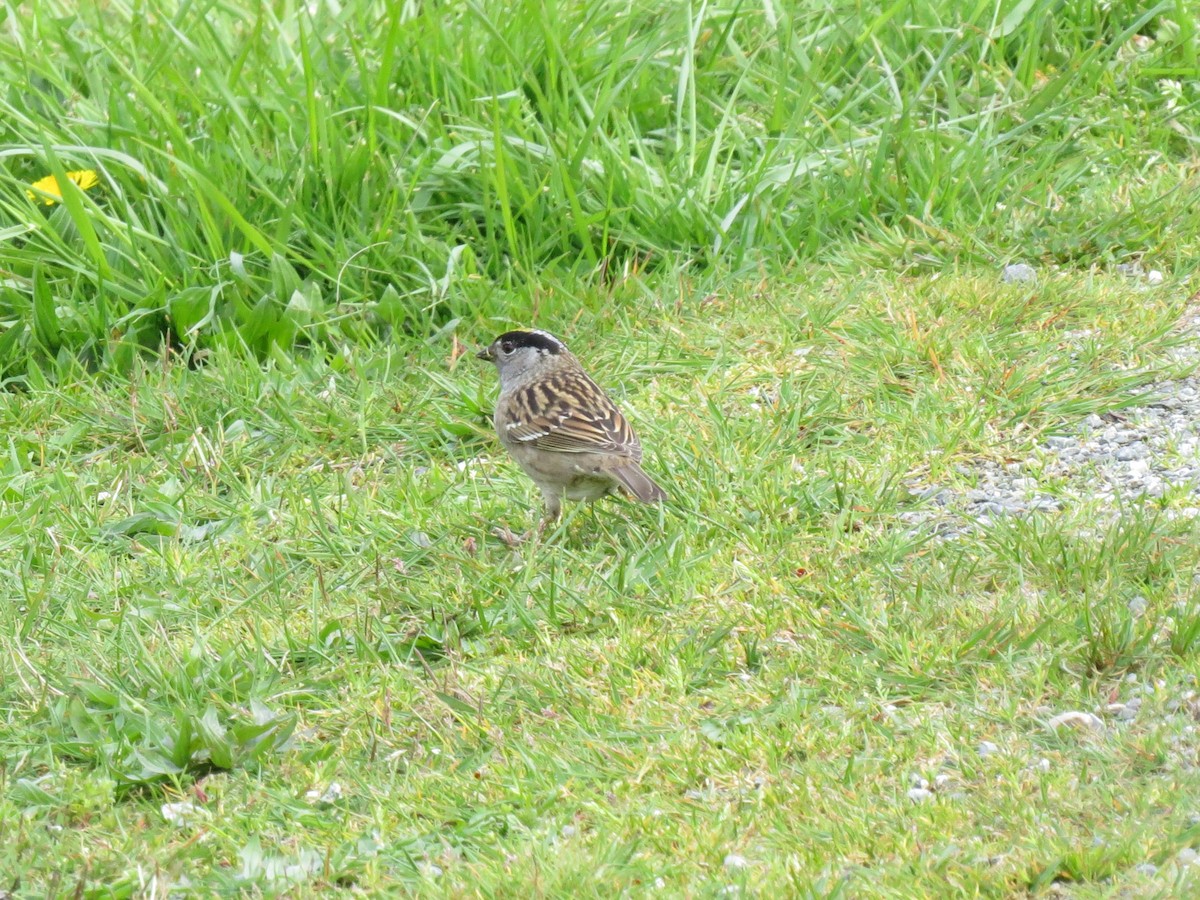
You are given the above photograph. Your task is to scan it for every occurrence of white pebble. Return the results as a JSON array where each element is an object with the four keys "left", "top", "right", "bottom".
[
  {"left": 1002, "top": 263, "right": 1037, "bottom": 283},
  {"left": 1147, "top": 270, "right": 1164, "bottom": 285},
  {"left": 161, "top": 801, "right": 202, "bottom": 828},
  {"left": 908, "top": 787, "right": 935, "bottom": 803},
  {"left": 724, "top": 854, "right": 750, "bottom": 869}
]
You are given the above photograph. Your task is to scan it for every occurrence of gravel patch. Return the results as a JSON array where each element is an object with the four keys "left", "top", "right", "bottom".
[{"left": 905, "top": 302, "right": 1200, "bottom": 533}]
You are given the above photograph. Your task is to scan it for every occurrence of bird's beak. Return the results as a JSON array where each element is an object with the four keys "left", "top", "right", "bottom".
[{"left": 475, "top": 345, "right": 493, "bottom": 361}]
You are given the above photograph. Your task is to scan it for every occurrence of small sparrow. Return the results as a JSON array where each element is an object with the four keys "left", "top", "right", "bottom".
[{"left": 477, "top": 329, "right": 667, "bottom": 528}]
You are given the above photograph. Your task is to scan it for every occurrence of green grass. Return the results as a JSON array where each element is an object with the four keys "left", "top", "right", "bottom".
[
  {"left": 4, "top": 269, "right": 1200, "bottom": 894},
  {"left": 3, "top": 0, "right": 1200, "bottom": 895},
  {"left": 1, "top": 0, "right": 1199, "bottom": 370}
]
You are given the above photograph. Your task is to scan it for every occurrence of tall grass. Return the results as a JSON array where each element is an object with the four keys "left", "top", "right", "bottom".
[{"left": 0, "top": 0, "right": 1197, "bottom": 372}]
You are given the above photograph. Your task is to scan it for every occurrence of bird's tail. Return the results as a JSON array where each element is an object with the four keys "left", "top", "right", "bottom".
[{"left": 612, "top": 463, "right": 667, "bottom": 503}]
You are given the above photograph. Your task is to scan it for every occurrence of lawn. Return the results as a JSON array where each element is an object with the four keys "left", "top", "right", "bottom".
[{"left": 2, "top": 0, "right": 1200, "bottom": 896}]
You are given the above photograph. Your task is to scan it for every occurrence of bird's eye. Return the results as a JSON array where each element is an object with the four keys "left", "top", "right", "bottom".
[{"left": 500, "top": 340, "right": 515, "bottom": 354}]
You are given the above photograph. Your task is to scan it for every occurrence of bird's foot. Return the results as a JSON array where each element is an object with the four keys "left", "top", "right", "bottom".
[{"left": 491, "top": 524, "right": 531, "bottom": 548}]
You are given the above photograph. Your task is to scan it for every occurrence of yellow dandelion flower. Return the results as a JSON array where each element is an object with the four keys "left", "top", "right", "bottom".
[{"left": 26, "top": 169, "right": 100, "bottom": 206}]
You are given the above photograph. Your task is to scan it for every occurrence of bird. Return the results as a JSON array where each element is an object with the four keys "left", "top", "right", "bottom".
[{"left": 476, "top": 328, "right": 667, "bottom": 531}]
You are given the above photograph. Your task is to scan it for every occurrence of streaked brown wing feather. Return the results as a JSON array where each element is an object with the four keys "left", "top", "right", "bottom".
[{"left": 505, "top": 371, "right": 640, "bottom": 460}]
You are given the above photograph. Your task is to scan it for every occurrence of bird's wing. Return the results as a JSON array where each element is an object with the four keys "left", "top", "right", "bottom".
[{"left": 505, "top": 371, "right": 641, "bottom": 460}]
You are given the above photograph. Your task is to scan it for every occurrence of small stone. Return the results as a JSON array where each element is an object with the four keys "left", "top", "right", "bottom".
[
  {"left": 561, "top": 824, "right": 577, "bottom": 838},
  {"left": 724, "top": 854, "right": 750, "bottom": 869},
  {"left": 1082, "top": 414, "right": 1105, "bottom": 429},
  {"left": 1118, "top": 698, "right": 1142, "bottom": 721},
  {"left": 1115, "top": 444, "right": 1148, "bottom": 461},
  {"left": 1045, "top": 436, "right": 1076, "bottom": 450},
  {"left": 1146, "top": 480, "right": 1169, "bottom": 497},
  {"left": 1116, "top": 263, "right": 1143, "bottom": 278},
  {"left": 161, "top": 801, "right": 202, "bottom": 828},
  {"left": 1147, "top": 270, "right": 1164, "bottom": 285},
  {"left": 978, "top": 741, "right": 999, "bottom": 757},
  {"left": 1036, "top": 757, "right": 1051, "bottom": 772},
  {"left": 1002, "top": 263, "right": 1037, "bottom": 284},
  {"left": 1128, "top": 596, "right": 1148, "bottom": 616},
  {"left": 306, "top": 782, "right": 344, "bottom": 805},
  {"left": 1178, "top": 847, "right": 1198, "bottom": 866},
  {"left": 907, "top": 787, "right": 935, "bottom": 803},
  {"left": 1048, "top": 711, "right": 1105, "bottom": 733},
  {"left": 1135, "top": 862, "right": 1158, "bottom": 876},
  {"left": 912, "top": 487, "right": 951, "bottom": 506}
]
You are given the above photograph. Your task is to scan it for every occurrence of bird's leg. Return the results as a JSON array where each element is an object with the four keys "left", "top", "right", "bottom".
[{"left": 538, "top": 491, "right": 563, "bottom": 536}]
